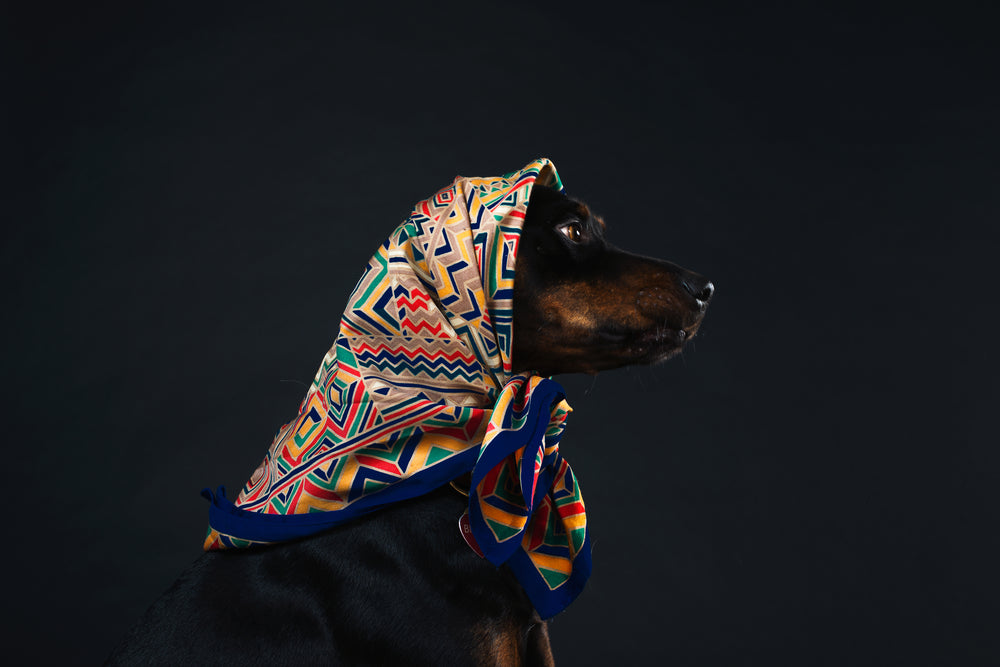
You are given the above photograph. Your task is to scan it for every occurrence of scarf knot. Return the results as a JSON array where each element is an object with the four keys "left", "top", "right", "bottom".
[{"left": 468, "top": 375, "right": 590, "bottom": 616}]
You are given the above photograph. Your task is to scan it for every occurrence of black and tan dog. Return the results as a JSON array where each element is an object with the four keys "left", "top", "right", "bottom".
[{"left": 108, "top": 185, "right": 712, "bottom": 666}]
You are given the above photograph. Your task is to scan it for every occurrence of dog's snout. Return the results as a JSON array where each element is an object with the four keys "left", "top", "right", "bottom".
[{"left": 681, "top": 275, "right": 714, "bottom": 306}]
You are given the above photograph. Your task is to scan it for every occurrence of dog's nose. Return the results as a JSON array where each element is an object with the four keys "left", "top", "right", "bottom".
[{"left": 681, "top": 275, "right": 714, "bottom": 306}]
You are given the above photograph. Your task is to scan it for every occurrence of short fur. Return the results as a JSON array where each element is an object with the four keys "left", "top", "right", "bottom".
[{"left": 107, "top": 185, "right": 712, "bottom": 666}]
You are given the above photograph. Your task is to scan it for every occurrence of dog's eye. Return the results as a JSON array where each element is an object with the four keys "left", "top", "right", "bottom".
[{"left": 558, "top": 222, "right": 582, "bottom": 243}]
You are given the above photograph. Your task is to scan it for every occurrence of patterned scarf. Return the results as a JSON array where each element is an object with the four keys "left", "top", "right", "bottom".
[{"left": 203, "top": 158, "right": 590, "bottom": 617}]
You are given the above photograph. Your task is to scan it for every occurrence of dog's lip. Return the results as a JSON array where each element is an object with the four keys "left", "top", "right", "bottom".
[
  {"left": 595, "top": 330, "right": 628, "bottom": 343},
  {"left": 637, "top": 328, "right": 687, "bottom": 345},
  {"left": 595, "top": 326, "right": 688, "bottom": 346}
]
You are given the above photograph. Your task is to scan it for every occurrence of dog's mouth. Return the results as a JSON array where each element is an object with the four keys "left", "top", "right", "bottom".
[
  {"left": 595, "top": 319, "right": 702, "bottom": 364},
  {"left": 597, "top": 327, "right": 688, "bottom": 343},
  {"left": 512, "top": 316, "right": 705, "bottom": 376}
]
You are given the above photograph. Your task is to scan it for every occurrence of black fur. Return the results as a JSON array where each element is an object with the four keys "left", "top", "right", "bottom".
[{"left": 108, "top": 486, "right": 545, "bottom": 666}]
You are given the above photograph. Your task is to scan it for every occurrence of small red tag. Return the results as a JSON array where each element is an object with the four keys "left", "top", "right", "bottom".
[{"left": 458, "top": 511, "right": 484, "bottom": 558}]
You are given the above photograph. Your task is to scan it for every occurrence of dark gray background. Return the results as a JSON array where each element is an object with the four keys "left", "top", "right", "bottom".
[{"left": 7, "top": 2, "right": 999, "bottom": 664}]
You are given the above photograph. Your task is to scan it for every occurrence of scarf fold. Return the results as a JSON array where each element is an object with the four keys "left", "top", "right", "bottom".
[{"left": 203, "top": 158, "right": 590, "bottom": 617}]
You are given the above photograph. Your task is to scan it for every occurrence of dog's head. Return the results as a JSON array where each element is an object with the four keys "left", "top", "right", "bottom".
[{"left": 512, "top": 185, "right": 713, "bottom": 376}]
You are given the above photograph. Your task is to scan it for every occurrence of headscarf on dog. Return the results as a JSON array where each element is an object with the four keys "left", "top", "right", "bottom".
[{"left": 203, "top": 159, "right": 590, "bottom": 618}]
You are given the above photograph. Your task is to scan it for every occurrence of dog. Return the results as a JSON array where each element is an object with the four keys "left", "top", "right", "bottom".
[{"left": 107, "top": 180, "right": 712, "bottom": 666}]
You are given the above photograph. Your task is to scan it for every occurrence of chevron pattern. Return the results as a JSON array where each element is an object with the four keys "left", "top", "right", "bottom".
[{"left": 203, "top": 159, "right": 591, "bottom": 617}]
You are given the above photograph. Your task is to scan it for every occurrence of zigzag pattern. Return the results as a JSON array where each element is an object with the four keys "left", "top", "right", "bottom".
[
  {"left": 350, "top": 340, "right": 481, "bottom": 382},
  {"left": 205, "top": 159, "right": 591, "bottom": 618}
]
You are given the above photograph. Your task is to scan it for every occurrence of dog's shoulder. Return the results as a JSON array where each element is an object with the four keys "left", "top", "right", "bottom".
[{"left": 107, "top": 486, "right": 536, "bottom": 666}]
